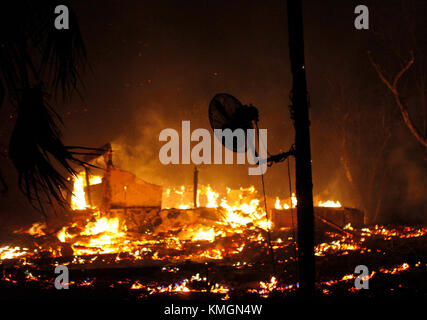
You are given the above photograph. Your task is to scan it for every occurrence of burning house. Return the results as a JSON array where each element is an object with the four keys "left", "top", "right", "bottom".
[
  {"left": 61, "top": 144, "right": 364, "bottom": 245},
  {"left": 2, "top": 143, "right": 425, "bottom": 301}
]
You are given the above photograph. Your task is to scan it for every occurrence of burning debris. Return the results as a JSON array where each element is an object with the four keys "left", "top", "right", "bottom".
[{"left": 1, "top": 159, "right": 426, "bottom": 299}]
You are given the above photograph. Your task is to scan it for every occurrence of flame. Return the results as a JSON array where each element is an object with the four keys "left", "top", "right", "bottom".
[
  {"left": 274, "top": 193, "right": 296, "bottom": 210},
  {"left": 291, "top": 193, "right": 297, "bottom": 207},
  {"left": 192, "top": 228, "right": 216, "bottom": 242},
  {"left": 206, "top": 186, "right": 219, "bottom": 208},
  {"left": 71, "top": 172, "right": 103, "bottom": 210},
  {"left": 274, "top": 193, "right": 342, "bottom": 209},
  {"left": 0, "top": 246, "right": 30, "bottom": 260},
  {"left": 274, "top": 197, "right": 282, "bottom": 210},
  {"left": 90, "top": 176, "right": 102, "bottom": 185},
  {"left": 220, "top": 198, "right": 272, "bottom": 230},
  {"left": 318, "top": 200, "right": 342, "bottom": 208},
  {"left": 11, "top": 170, "right": 425, "bottom": 286},
  {"left": 60, "top": 180, "right": 351, "bottom": 258},
  {"left": 379, "top": 263, "right": 410, "bottom": 274},
  {"left": 249, "top": 276, "right": 278, "bottom": 298},
  {"left": 57, "top": 211, "right": 127, "bottom": 255},
  {"left": 275, "top": 197, "right": 291, "bottom": 210},
  {"left": 71, "top": 173, "right": 87, "bottom": 210},
  {"left": 17, "top": 222, "right": 46, "bottom": 237},
  {"left": 164, "top": 184, "right": 272, "bottom": 232},
  {"left": 65, "top": 171, "right": 127, "bottom": 255}
]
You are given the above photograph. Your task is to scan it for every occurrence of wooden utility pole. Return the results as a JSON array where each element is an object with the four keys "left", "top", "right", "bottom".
[
  {"left": 286, "top": 0, "right": 316, "bottom": 295},
  {"left": 101, "top": 143, "right": 113, "bottom": 213}
]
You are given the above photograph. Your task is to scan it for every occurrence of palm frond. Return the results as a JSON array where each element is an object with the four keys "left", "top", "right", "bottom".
[
  {"left": 35, "top": 0, "right": 87, "bottom": 99},
  {"left": 0, "top": 1, "right": 87, "bottom": 101},
  {"left": 0, "top": 2, "right": 96, "bottom": 214},
  {"left": 8, "top": 87, "right": 102, "bottom": 214}
]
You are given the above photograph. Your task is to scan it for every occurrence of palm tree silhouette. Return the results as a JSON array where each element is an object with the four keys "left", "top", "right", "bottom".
[{"left": 0, "top": 1, "right": 102, "bottom": 214}]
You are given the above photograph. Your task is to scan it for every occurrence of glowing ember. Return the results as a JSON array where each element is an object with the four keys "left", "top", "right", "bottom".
[
  {"left": 380, "top": 263, "right": 410, "bottom": 274},
  {"left": 249, "top": 276, "right": 280, "bottom": 298},
  {"left": 0, "top": 246, "right": 30, "bottom": 260},
  {"left": 3, "top": 171, "right": 426, "bottom": 301}
]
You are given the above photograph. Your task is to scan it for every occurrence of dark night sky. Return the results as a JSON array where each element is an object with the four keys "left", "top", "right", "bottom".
[{"left": 0, "top": 0, "right": 425, "bottom": 226}]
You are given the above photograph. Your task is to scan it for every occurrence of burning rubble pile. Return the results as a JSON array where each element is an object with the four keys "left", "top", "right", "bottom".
[
  {"left": 2, "top": 168, "right": 360, "bottom": 261},
  {"left": 1, "top": 163, "right": 426, "bottom": 299}
]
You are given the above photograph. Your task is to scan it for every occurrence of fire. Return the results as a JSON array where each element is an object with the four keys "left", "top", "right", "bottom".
[
  {"left": 27, "top": 222, "right": 46, "bottom": 236},
  {"left": 6, "top": 171, "right": 425, "bottom": 290},
  {"left": 192, "top": 228, "right": 216, "bottom": 242},
  {"left": 260, "top": 276, "right": 278, "bottom": 292},
  {"left": 90, "top": 176, "right": 102, "bottom": 185},
  {"left": 164, "top": 184, "right": 272, "bottom": 232},
  {"left": 274, "top": 193, "right": 341, "bottom": 209},
  {"left": 0, "top": 246, "right": 30, "bottom": 260},
  {"left": 62, "top": 171, "right": 133, "bottom": 255},
  {"left": 206, "top": 186, "right": 219, "bottom": 208},
  {"left": 71, "top": 172, "right": 103, "bottom": 210},
  {"left": 54, "top": 176, "right": 353, "bottom": 258},
  {"left": 274, "top": 193, "right": 296, "bottom": 210},
  {"left": 249, "top": 276, "right": 280, "bottom": 298},
  {"left": 315, "top": 238, "right": 361, "bottom": 256},
  {"left": 71, "top": 173, "right": 87, "bottom": 210},
  {"left": 2, "top": 167, "right": 426, "bottom": 300},
  {"left": 220, "top": 198, "right": 265, "bottom": 228},
  {"left": 57, "top": 208, "right": 127, "bottom": 255},
  {"left": 291, "top": 193, "right": 297, "bottom": 207},
  {"left": 81, "top": 216, "right": 122, "bottom": 237},
  {"left": 274, "top": 197, "right": 290, "bottom": 210},
  {"left": 379, "top": 263, "right": 410, "bottom": 274},
  {"left": 318, "top": 200, "right": 341, "bottom": 208}
]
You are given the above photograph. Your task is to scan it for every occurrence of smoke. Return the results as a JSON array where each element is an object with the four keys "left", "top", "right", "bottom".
[
  {"left": 111, "top": 107, "right": 171, "bottom": 186},
  {"left": 380, "top": 131, "right": 427, "bottom": 224}
]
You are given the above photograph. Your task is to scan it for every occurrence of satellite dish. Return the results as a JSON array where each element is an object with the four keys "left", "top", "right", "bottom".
[{"left": 209, "top": 93, "right": 259, "bottom": 152}]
